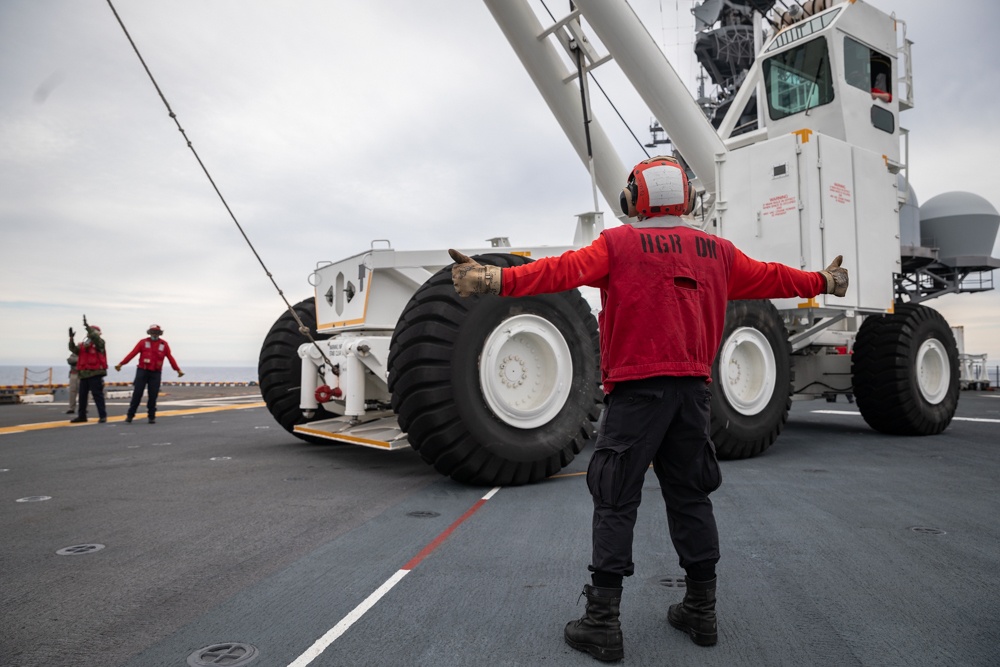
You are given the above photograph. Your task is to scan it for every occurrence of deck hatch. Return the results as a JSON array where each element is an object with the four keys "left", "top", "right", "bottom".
[
  {"left": 56, "top": 544, "right": 105, "bottom": 556},
  {"left": 187, "top": 643, "right": 259, "bottom": 667}
]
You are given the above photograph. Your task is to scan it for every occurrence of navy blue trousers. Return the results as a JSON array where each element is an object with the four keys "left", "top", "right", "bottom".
[
  {"left": 77, "top": 376, "right": 107, "bottom": 419},
  {"left": 587, "top": 376, "right": 722, "bottom": 579},
  {"left": 127, "top": 368, "right": 162, "bottom": 420}
]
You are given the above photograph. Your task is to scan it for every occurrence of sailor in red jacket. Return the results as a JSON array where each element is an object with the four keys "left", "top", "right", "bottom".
[
  {"left": 449, "top": 156, "right": 848, "bottom": 661},
  {"left": 115, "top": 324, "right": 184, "bottom": 424}
]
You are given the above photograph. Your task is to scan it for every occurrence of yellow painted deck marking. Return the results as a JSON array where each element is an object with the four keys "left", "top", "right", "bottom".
[{"left": 0, "top": 402, "right": 265, "bottom": 436}]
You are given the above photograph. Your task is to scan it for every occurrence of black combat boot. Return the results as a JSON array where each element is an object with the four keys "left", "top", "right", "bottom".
[
  {"left": 667, "top": 576, "right": 717, "bottom": 646},
  {"left": 564, "top": 585, "right": 624, "bottom": 662}
]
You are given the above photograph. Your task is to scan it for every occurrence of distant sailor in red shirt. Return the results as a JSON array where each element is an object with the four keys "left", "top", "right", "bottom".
[
  {"left": 115, "top": 324, "right": 184, "bottom": 424},
  {"left": 449, "top": 156, "right": 848, "bottom": 662}
]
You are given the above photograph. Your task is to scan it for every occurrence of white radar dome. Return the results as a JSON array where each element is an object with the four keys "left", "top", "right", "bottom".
[{"left": 919, "top": 191, "right": 1000, "bottom": 261}]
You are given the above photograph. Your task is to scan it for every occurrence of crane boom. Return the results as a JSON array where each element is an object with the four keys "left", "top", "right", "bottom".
[
  {"left": 483, "top": 0, "right": 627, "bottom": 216},
  {"left": 573, "top": 0, "right": 727, "bottom": 192}
]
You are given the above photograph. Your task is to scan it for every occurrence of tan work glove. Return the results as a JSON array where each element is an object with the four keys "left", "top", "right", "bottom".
[
  {"left": 114, "top": 364, "right": 122, "bottom": 372},
  {"left": 448, "top": 249, "right": 501, "bottom": 297},
  {"left": 820, "top": 255, "right": 849, "bottom": 297}
]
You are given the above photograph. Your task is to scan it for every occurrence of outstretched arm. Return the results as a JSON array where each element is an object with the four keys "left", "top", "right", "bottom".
[
  {"left": 728, "top": 248, "right": 847, "bottom": 300},
  {"left": 450, "top": 236, "right": 610, "bottom": 298},
  {"left": 164, "top": 342, "right": 182, "bottom": 374},
  {"left": 116, "top": 341, "right": 143, "bottom": 369},
  {"left": 85, "top": 325, "right": 105, "bottom": 353}
]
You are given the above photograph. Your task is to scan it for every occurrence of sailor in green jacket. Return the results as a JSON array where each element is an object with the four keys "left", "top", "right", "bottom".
[{"left": 68, "top": 316, "right": 108, "bottom": 423}]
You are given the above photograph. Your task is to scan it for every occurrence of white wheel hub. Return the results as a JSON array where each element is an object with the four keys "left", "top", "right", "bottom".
[
  {"left": 719, "top": 326, "right": 777, "bottom": 416},
  {"left": 915, "top": 338, "right": 949, "bottom": 404},
  {"left": 479, "top": 314, "right": 572, "bottom": 429}
]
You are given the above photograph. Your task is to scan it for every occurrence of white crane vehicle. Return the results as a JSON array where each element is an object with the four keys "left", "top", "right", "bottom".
[{"left": 258, "top": 0, "right": 1000, "bottom": 486}]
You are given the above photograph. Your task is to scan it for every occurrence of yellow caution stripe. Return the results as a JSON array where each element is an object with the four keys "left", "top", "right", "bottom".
[{"left": 0, "top": 402, "right": 265, "bottom": 436}]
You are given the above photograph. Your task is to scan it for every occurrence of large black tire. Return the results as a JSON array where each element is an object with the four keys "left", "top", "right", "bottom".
[
  {"left": 388, "top": 253, "right": 602, "bottom": 486},
  {"left": 852, "top": 303, "right": 959, "bottom": 435},
  {"left": 258, "top": 297, "right": 336, "bottom": 444},
  {"left": 710, "top": 300, "right": 792, "bottom": 460}
]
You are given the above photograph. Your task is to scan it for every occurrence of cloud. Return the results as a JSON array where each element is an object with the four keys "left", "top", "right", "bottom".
[{"left": 1, "top": 0, "right": 998, "bottom": 373}]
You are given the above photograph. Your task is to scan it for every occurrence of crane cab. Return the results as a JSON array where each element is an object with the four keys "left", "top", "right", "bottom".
[
  {"left": 714, "top": 0, "right": 909, "bottom": 315},
  {"left": 757, "top": 1, "right": 904, "bottom": 165}
]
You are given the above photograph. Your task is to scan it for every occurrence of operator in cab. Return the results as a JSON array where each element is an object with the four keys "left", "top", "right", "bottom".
[{"left": 449, "top": 156, "right": 848, "bottom": 662}]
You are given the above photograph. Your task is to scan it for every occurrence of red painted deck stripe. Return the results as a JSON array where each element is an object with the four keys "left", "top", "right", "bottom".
[
  {"left": 287, "top": 486, "right": 501, "bottom": 667},
  {"left": 403, "top": 497, "right": 488, "bottom": 570}
]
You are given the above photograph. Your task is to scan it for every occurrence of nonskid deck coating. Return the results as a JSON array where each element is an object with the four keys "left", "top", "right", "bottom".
[{"left": 2, "top": 390, "right": 998, "bottom": 666}]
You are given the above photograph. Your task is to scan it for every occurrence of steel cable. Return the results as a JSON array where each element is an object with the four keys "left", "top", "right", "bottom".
[{"left": 104, "top": 0, "right": 333, "bottom": 365}]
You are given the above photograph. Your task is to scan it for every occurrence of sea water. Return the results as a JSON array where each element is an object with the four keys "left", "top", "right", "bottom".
[{"left": 0, "top": 365, "right": 258, "bottom": 387}]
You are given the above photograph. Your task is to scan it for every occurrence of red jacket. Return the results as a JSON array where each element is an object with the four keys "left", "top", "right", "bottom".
[
  {"left": 501, "top": 223, "right": 826, "bottom": 392},
  {"left": 119, "top": 338, "right": 180, "bottom": 372}
]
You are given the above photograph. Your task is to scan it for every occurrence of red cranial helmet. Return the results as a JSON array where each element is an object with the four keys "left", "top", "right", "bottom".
[
  {"left": 147, "top": 324, "right": 163, "bottom": 335},
  {"left": 620, "top": 156, "right": 696, "bottom": 220}
]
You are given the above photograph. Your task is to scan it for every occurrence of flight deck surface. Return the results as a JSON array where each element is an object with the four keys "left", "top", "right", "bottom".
[{"left": 2, "top": 388, "right": 998, "bottom": 666}]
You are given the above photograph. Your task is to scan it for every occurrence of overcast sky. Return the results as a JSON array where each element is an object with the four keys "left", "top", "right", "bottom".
[{"left": 2, "top": 0, "right": 998, "bottom": 373}]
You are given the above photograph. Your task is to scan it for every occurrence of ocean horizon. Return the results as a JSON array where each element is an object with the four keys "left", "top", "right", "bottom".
[
  {"left": 0, "top": 364, "right": 258, "bottom": 387},
  {"left": 4, "top": 360, "right": 997, "bottom": 389}
]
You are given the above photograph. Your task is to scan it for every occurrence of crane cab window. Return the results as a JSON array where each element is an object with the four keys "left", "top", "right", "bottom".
[
  {"left": 844, "top": 36, "right": 892, "bottom": 101},
  {"left": 844, "top": 36, "right": 894, "bottom": 133},
  {"left": 762, "top": 37, "right": 834, "bottom": 120}
]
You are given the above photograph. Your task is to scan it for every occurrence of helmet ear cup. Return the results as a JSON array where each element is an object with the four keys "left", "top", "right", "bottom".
[
  {"left": 685, "top": 182, "right": 697, "bottom": 215},
  {"left": 620, "top": 181, "right": 638, "bottom": 217}
]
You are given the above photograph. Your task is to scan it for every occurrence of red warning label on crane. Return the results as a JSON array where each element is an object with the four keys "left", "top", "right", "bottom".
[
  {"left": 762, "top": 194, "right": 797, "bottom": 218},
  {"left": 829, "top": 182, "right": 853, "bottom": 204}
]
